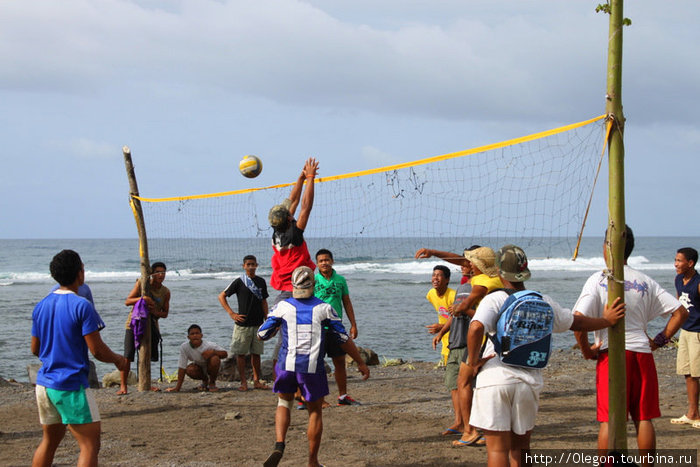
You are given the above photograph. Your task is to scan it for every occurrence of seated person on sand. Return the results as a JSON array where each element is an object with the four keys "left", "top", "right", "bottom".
[{"left": 166, "top": 324, "right": 227, "bottom": 392}]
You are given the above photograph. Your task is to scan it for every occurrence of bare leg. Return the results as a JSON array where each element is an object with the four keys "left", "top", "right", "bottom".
[
  {"left": 237, "top": 355, "right": 248, "bottom": 391},
  {"left": 206, "top": 355, "right": 221, "bottom": 391},
  {"left": 634, "top": 419, "right": 656, "bottom": 466},
  {"left": 32, "top": 423, "right": 66, "bottom": 467},
  {"left": 685, "top": 375, "right": 700, "bottom": 419},
  {"left": 275, "top": 394, "right": 293, "bottom": 443},
  {"left": 449, "top": 389, "right": 464, "bottom": 431},
  {"left": 332, "top": 355, "right": 347, "bottom": 397},
  {"left": 117, "top": 361, "right": 131, "bottom": 395},
  {"left": 306, "top": 398, "right": 324, "bottom": 467},
  {"left": 456, "top": 363, "right": 477, "bottom": 441},
  {"left": 252, "top": 354, "right": 269, "bottom": 389},
  {"left": 67, "top": 421, "right": 102, "bottom": 467},
  {"left": 509, "top": 431, "right": 532, "bottom": 467},
  {"left": 597, "top": 422, "right": 608, "bottom": 454},
  {"left": 185, "top": 363, "right": 208, "bottom": 389},
  {"left": 264, "top": 394, "right": 293, "bottom": 467},
  {"left": 483, "top": 429, "right": 511, "bottom": 467}
]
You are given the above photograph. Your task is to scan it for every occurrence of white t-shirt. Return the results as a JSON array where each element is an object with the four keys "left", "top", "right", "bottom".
[
  {"left": 177, "top": 340, "right": 226, "bottom": 369},
  {"left": 573, "top": 266, "right": 681, "bottom": 354},
  {"left": 472, "top": 291, "right": 574, "bottom": 391}
]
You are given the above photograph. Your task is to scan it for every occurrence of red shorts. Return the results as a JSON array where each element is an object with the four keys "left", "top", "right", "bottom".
[{"left": 595, "top": 350, "right": 660, "bottom": 422}]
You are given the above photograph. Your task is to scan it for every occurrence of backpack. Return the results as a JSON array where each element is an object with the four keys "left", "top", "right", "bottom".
[{"left": 490, "top": 290, "right": 554, "bottom": 369}]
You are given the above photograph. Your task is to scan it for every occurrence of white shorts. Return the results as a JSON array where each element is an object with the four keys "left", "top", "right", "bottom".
[
  {"left": 676, "top": 329, "right": 700, "bottom": 377},
  {"left": 469, "top": 382, "right": 539, "bottom": 435},
  {"left": 36, "top": 385, "right": 100, "bottom": 425}
]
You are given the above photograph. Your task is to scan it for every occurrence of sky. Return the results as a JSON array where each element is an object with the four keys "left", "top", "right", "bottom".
[{"left": 1, "top": 0, "right": 698, "bottom": 239}]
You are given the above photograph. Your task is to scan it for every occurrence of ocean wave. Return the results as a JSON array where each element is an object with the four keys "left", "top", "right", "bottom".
[
  {"left": 333, "top": 255, "right": 674, "bottom": 275},
  {"left": 0, "top": 254, "right": 674, "bottom": 284}
]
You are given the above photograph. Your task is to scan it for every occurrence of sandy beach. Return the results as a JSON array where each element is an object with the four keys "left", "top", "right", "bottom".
[{"left": 1, "top": 346, "right": 697, "bottom": 466}]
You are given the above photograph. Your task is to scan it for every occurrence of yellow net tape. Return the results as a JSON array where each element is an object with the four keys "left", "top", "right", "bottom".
[{"left": 133, "top": 114, "right": 606, "bottom": 203}]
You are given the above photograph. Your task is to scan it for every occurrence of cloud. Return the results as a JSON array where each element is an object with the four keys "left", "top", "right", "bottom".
[
  {"left": 360, "top": 145, "right": 401, "bottom": 168},
  {"left": 2, "top": 0, "right": 696, "bottom": 126},
  {"left": 67, "top": 138, "right": 118, "bottom": 159}
]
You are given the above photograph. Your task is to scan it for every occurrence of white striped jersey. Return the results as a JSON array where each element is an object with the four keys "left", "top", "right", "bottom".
[{"left": 257, "top": 296, "right": 349, "bottom": 374}]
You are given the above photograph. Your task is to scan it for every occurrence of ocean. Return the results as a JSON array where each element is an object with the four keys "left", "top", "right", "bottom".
[{"left": 0, "top": 236, "right": 690, "bottom": 383}]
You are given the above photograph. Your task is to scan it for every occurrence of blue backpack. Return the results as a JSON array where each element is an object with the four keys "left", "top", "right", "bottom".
[{"left": 490, "top": 290, "right": 554, "bottom": 369}]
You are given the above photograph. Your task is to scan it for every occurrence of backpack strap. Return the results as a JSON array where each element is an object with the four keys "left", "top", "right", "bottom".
[{"left": 486, "top": 289, "right": 517, "bottom": 354}]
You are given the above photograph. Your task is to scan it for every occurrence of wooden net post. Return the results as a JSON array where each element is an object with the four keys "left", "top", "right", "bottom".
[
  {"left": 604, "top": 0, "right": 627, "bottom": 452},
  {"left": 123, "top": 146, "right": 153, "bottom": 392}
]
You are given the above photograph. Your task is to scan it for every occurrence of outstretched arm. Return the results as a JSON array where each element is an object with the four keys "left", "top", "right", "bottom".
[
  {"left": 414, "top": 248, "right": 467, "bottom": 267},
  {"left": 340, "top": 338, "right": 370, "bottom": 380},
  {"left": 570, "top": 297, "right": 625, "bottom": 331},
  {"left": 165, "top": 368, "right": 187, "bottom": 392},
  {"left": 84, "top": 331, "right": 128, "bottom": 371},
  {"left": 287, "top": 169, "right": 306, "bottom": 217},
  {"left": 296, "top": 158, "right": 318, "bottom": 231}
]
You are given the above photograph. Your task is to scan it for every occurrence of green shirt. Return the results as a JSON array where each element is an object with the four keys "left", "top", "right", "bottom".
[{"left": 314, "top": 270, "right": 349, "bottom": 319}]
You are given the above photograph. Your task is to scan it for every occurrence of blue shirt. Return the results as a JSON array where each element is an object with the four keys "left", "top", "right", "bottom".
[
  {"left": 676, "top": 272, "right": 700, "bottom": 332},
  {"left": 32, "top": 291, "right": 106, "bottom": 390},
  {"left": 51, "top": 283, "right": 94, "bottom": 305},
  {"left": 258, "top": 296, "right": 348, "bottom": 374}
]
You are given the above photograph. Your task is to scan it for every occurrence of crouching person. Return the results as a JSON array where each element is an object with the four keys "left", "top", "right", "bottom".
[{"left": 166, "top": 324, "right": 227, "bottom": 393}]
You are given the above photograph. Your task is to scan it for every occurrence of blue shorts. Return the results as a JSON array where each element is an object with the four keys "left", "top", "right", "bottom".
[
  {"left": 273, "top": 366, "right": 329, "bottom": 402},
  {"left": 35, "top": 385, "right": 100, "bottom": 425}
]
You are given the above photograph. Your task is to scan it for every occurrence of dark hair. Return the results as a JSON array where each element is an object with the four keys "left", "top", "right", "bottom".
[
  {"left": 464, "top": 244, "right": 481, "bottom": 253},
  {"left": 315, "top": 249, "right": 333, "bottom": 260},
  {"left": 605, "top": 225, "right": 635, "bottom": 260},
  {"left": 433, "top": 265, "right": 451, "bottom": 280},
  {"left": 187, "top": 324, "right": 202, "bottom": 334},
  {"left": 50, "top": 250, "right": 83, "bottom": 286},
  {"left": 677, "top": 247, "right": 698, "bottom": 265},
  {"left": 243, "top": 255, "right": 257, "bottom": 264},
  {"left": 151, "top": 261, "right": 167, "bottom": 271}
]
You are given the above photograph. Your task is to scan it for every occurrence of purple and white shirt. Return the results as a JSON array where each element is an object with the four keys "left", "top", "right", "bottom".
[{"left": 258, "top": 296, "right": 348, "bottom": 374}]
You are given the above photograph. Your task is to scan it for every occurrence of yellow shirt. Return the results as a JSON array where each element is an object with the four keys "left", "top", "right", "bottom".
[
  {"left": 426, "top": 287, "right": 456, "bottom": 362},
  {"left": 470, "top": 274, "right": 504, "bottom": 308}
]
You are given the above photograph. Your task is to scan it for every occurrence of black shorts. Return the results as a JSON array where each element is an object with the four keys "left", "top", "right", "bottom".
[
  {"left": 325, "top": 333, "right": 347, "bottom": 359},
  {"left": 124, "top": 320, "right": 161, "bottom": 362}
]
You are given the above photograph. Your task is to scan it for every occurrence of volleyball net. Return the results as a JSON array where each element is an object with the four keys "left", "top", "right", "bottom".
[{"left": 132, "top": 115, "right": 608, "bottom": 273}]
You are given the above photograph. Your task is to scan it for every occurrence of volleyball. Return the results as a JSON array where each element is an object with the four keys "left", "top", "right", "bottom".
[{"left": 239, "top": 155, "right": 263, "bottom": 178}]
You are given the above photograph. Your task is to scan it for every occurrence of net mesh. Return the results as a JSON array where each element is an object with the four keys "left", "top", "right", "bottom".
[{"left": 134, "top": 116, "right": 606, "bottom": 272}]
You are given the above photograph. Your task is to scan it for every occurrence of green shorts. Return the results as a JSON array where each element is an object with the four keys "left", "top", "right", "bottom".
[
  {"left": 445, "top": 347, "right": 467, "bottom": 391},
  {"left": 35, "top": 385, "right": 100, "bottom": 425},
  {"left": 231, "top": 325, "right": 264, "bottom": 356}
]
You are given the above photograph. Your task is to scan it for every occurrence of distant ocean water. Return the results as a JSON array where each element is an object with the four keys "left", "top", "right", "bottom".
[{"left": 0, "top": 236, "right": 691, "bottom": 383}]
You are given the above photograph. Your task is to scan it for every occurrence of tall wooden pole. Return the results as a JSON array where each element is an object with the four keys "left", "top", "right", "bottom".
[
  {"left": 123, "top": 146, "right": 153, "bottom": 392},
  {"left": 605, "top": 0, "right": 627, "bottom": 451}
]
